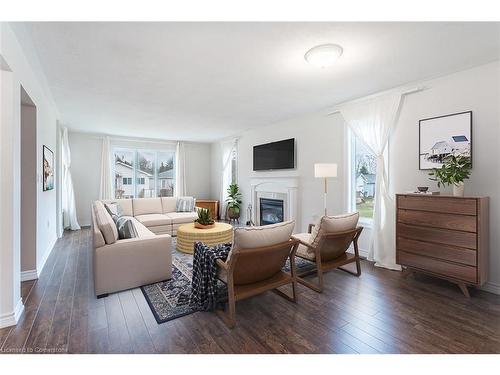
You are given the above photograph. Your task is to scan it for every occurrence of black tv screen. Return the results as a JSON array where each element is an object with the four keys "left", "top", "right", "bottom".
[{"left": 253, "top": 138, "right": 295, "bottom": 171}]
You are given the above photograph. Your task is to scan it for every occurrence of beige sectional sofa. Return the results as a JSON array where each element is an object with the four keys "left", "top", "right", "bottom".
[
  {"left": 101, "top": 197, "right": 198, "bottom": 236},
  {"left": 91, "top": 197, "right": 198, "bottom": 297}
]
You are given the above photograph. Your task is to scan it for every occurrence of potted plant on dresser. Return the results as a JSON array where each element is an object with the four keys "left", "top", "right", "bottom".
[
  {"left": 226, "top": 183, "right": 242, "bottom": 223},
  {"left": 428, "top": 155, "right": 472, "bottom": 196}
]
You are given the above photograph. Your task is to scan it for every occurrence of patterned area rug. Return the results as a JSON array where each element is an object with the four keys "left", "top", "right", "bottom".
[{"left": 141, "top": 238, "right": 316, "bottom": 324}]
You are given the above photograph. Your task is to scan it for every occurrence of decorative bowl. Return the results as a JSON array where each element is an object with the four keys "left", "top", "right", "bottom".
[
  {"left": 194, "top": 222, "right": 215, "bottom": 229},
  {"left": 417, "top": 186, "right": 429, "bottom": 193}
]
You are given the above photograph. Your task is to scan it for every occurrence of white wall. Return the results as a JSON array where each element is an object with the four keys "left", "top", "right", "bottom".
[
  {"left": 216, "top": 112, "right": 347, "bottom": 234},
  {"left": 388, "top": 62, "right": 500, "bottom": 294},
  {"left": 21, "top": 104, "right": 37, "bottom": 273},
  {"left": 0, "top": 23, "right": 60, "bottom": 327},
  {"left": 212, "top": 61, "right": 500, "bottom": 294},
  {"left": 69, "top": 132, "right": 213, "bottom": 226}
]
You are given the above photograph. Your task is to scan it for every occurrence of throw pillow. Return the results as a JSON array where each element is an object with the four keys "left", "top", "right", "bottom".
[
  {"left": 104, "top": 202, "right": 123, "bottom": 223},
  {"left": 176, "top": 197, "right": 196, "bottom": 212},
  {"left": 115, "top": 217, "right": 138, "bottom": 240}
]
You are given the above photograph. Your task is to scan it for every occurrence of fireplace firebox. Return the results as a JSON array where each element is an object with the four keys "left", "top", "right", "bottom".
[{"left": 259, "top": 198, "right": 284, "bottom": 226}]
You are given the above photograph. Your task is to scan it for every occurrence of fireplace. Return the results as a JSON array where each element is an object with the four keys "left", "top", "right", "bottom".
[{"left": 259, "top": 198, "right": 284, "bottom": 226}]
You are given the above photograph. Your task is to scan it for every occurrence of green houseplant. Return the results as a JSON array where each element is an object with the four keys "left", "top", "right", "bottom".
[
  {"left": 194, "top": 208, "right": 215, "bottom": 229},
  {"left": 225, "top": 183, "right": 242, "bottom": 221},
  {"left": 428, "top": 155, "right": 472, "bottom": 197}
]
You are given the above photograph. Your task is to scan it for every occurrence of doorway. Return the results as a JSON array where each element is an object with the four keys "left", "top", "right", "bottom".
[{"left": 20, "top": 86, "right": 37, "bottom": 280}]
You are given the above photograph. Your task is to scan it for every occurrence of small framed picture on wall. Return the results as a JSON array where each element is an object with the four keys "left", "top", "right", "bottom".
[
  {"left": 419, "top": 111, "right": 472, "bottom": 170},
  {"left": 43, "top": 145, "right": 54, "bottom": 191}
]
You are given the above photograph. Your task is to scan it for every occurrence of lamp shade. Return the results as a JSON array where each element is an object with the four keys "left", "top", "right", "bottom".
[{"left": 314, "top": 163, "right": 338, "bottom": 178}]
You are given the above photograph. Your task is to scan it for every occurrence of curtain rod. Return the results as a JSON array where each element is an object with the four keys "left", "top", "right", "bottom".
[
  {"left": 68, "top": 131, "right": 202, "bottom": 145},
  {"left": 325, "top": 86, "right": 426, "bottom": 117}
]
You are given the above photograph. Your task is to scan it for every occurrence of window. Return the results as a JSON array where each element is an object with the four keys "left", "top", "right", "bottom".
[
  {"left": 113, "top": 148, "right": 175, "bottom": 199},
  {"left": 157, "top": 151, "right": 175, "bottom": 197},
  {"left": 349, "top": 131, "right": 377, "bottom": 220},
  {"left": 230, "top": 147, "right": 238, "bottom": 184}
]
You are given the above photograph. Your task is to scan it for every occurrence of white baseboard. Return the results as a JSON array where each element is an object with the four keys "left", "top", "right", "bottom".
[
  {"left": 0, "top": 298, "right": 24, "bottom": 329},
  {"left": 20, "top": 269, "right": 38, "bottom": 282},
  {"left": 481, "top": 281, "right": 500, "bottom": 295},
  {"left": 347, "top": 246, "right": 370, "bottom": 259},
  {"left": 36, "top": 235, "right": 57, "bottom": 278}
]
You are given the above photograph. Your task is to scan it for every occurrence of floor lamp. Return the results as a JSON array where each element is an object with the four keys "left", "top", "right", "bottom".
[{"left": 314, "top": 163, "right": 338, "bottom": 216}]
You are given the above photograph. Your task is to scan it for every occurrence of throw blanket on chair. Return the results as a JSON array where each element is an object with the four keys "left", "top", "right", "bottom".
[{"left": 189, "top": 241, "right": 232, "bottom": 311}]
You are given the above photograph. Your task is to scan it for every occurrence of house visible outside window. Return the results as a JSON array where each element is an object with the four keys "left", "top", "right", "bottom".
[
  {"left": 113, "top": 148, "right": 176, "bottom": 199},
  {"left": 349, "top": 130, "right": 377, "bottom": 221}
]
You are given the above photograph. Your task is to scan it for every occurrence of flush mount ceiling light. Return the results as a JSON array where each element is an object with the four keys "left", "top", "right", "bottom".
[{"left": 304, "top": 44, "right": 343, "bottom": 68}]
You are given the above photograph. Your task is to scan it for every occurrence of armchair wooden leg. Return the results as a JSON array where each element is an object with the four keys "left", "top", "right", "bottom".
[
  {"left": 338, "top": 258, "right": 362, "bottom": 277},
  {"left": 273, "top": 283, "right": 298, "bottom": 303},
  {"left": 297, "top": 260, "right": 324, "bottom": 293},
  {"left": 216, "top": 279, "right": 236, "bottom": 328}
]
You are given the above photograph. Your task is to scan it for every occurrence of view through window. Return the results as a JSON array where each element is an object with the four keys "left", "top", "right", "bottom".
[
  {"left": 351, "top": 134, "right": 377, "bottom": 219},
  {"left": 113, "top": 148, "right": 175, "bottom": 199}
]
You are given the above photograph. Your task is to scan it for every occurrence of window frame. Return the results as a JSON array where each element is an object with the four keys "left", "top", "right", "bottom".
[
  {"left": 112, "top": 147, "right": 176, "bottom": 199},
  {"left": 347, "top": 129, "right": 375, "bottom": 227}
]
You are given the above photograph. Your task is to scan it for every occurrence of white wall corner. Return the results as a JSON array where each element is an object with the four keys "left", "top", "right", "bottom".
[
  {"left": 0, "top": 298, "right": 24, "bottom": 329},
  {"left": 20, "top": 269, "right": 38, "bottom": 282},
  {"left": 480, "top": 281, "right": 500, "bottom": 296}
]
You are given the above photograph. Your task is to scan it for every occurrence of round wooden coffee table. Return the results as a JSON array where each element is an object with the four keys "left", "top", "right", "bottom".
[{"left": 176, "top": 222, "right": 233, "bottom": 254}]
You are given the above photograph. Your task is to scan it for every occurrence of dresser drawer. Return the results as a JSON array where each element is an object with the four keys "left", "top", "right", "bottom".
[
  {"left": 397, "top": 237, "right": 477, "bottom": 266},
  {"left": 397, "top": 195, "right": 477, "bottom": 216},
  {"left": 398, "top": 209, "right": 477, "bottom": 232},
  {"left": 398, "top": 251, "right": 477, "bottom": 283},
  {"left": 397, "top": 223, "right": 477, "bottom": 250}
]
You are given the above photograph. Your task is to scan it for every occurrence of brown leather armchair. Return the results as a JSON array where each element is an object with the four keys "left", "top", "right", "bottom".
[
  {"left": 215, "top": 221, "right": 299, "bottom": 328},
  {"left": 292, "top": 222, "right": 363, "bottom": 293}
]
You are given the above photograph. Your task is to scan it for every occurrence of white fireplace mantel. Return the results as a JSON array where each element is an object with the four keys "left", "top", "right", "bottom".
[{"left": 250, "top": 177, "right": 299, "bottom": 226}]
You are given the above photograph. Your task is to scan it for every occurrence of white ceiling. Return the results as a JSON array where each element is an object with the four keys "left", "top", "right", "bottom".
[{"left": 19, "top": 22, "right": 500, "bottom": 142}]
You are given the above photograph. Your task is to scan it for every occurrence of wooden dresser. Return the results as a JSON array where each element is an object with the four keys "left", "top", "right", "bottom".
[
  {"left": 396, "top": 194, "right": 489, "bottom": 297},
  {"left": 195, "top": 199, "right": 219, "bottom": 220}
]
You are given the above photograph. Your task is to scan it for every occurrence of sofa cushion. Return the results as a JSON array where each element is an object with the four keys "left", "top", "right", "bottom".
[
  {"left": 146, "top": 225, "right": 171, "bottom": 235},
  {"left": 135, "top": 213, "right": 172, "bottom": 227},
  {"left": 291, "top": 232, "right": 315, "bottom": 259},
  {"left": 94, "top": 201, "right": 119, "bottom": 244},
  {"left": 310, "top": 212, "right": 359, "bottom": 247},
  {"left": 166, "top": 211, "right": 198, "bottom": 224},
  {"left": 129, "top": 217, "right": 156, "bottom": 238},
  {"left": 233, "top": 220, "right": 295, "bottom": 250},
  {"left": 115, "top": 217, "right": 138, "bottom": 239},
  {"left": 176, "top": 196, "right": 196, "bottom": 212},
  {"left": 161, "top": 197, "right": 177, "bottom": 213},
  {"left": 102, "top": 199, "right": 133, "bottom": 217},
  {"left": 133, "top": 198, "right": 163, "bottom": 216}
]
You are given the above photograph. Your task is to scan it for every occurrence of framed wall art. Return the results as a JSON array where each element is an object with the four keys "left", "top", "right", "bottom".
[
  {"left": 43, "top": 145, "right": 54, "bottom": 191},
  {"left": 419, "top": 111, "right": 472, "bottom": 170}
]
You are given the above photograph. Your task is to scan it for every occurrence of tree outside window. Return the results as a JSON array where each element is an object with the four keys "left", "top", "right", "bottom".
[{"left": 352, "top": 135, "right": 377, "bottom": 219}]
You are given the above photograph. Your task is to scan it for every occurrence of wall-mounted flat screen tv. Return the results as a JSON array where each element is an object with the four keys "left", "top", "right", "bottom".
[{"left": 253, "top": 138, "right": 295, "bottom": 171}]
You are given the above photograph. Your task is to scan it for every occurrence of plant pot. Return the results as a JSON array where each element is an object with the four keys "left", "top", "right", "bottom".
[
  {"left": 453, "top": 182, "right": 465, "bottom": 197},
  {"left": 227, "top": 207, "right": 240, "bottom": 219},
  {"left": 194, "top": 222, "right": 215, "bottom": 229}
]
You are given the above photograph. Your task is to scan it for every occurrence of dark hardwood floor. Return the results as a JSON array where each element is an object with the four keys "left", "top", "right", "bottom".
[{"left": 1, "top": 228, "right": 500, "bottom": 354}]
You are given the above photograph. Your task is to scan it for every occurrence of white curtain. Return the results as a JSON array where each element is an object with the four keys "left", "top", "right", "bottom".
[
  {"left": 339, "top": 92, "right": 403, "bottom": 270},
  {"left": 220, "top": 138, "right": 238, "bottom": 220},
  {"left": 99, "top": 136, "right": 113, "bottom": 200},
  {"left": 61, "top": 128, "right": 80, "bottom": 230},
  {"left": 175, "top": 141, "right": 186, "bottom": 197}
]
